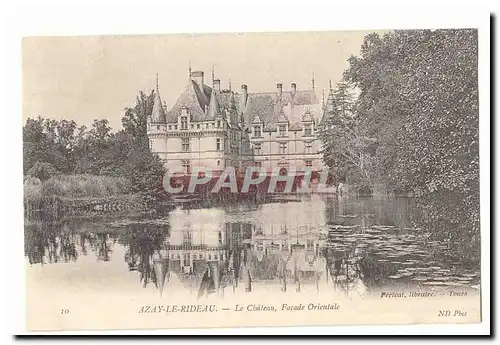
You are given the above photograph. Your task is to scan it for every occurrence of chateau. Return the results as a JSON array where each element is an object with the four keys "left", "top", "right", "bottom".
[{"left": 147, "top": 68, "right": 326, "bottom": 176}]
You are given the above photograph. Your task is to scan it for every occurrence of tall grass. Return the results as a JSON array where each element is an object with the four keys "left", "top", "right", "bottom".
[
  {"left": 24, "top": 176, "right": 43, "bottom": 202},
  {"left": 24, "top": 174, "right": 132, "bottom": 201}
]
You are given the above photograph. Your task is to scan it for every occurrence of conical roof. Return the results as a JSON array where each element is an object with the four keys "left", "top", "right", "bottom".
[
  {"left": 205, "top": 88, "right": 220, "bottom": 120},
  {"left": 319, "top": 89, "right": 336, "bottom": 127},
  {"left": 325, "top": 89, "right": 336, "bottom": 112},
  {"left": 151, "top": 76, "right": 167, "bottom": 123}
]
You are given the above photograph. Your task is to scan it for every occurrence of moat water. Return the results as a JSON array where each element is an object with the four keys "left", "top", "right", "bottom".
[{"left": 25, "top": 195, "right": 480, "bottom": 300}]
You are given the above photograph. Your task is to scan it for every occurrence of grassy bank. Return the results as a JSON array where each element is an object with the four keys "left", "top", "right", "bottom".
[
  {"left": 23, "top": 174, "right": 150, "bottom": 219},
  {"left": 24, "top": 174, "right": 131, "bottom": 202}
]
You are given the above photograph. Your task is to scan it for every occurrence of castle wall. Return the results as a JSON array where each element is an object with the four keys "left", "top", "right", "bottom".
[{"left": 147, "top": 76, "right": 326, "bottom": 177}]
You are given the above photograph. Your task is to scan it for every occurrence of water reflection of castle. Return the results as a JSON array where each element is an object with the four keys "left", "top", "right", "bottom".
[
  {"left": 26, "top": 197, "right": 417, "bottom": 297},
  {"left": 150, "top": 206, "right": 336, "bottom": 297}
]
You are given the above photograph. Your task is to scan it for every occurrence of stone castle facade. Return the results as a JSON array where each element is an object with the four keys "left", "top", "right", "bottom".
[{"left": 147, "top": 68, "right": 327, "bottom": 176}]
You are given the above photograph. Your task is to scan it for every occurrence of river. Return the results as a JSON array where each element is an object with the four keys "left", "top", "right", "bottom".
[{"left": 25, "top": 195, "right": 480, "bottom": 301}]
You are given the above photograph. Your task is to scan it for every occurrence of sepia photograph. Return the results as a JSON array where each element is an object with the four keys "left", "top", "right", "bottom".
[{"left": 16, "top": 9, "right": 489, "bottom": 333}]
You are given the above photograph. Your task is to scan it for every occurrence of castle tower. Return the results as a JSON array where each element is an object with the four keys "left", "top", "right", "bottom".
[{"left": 151, "top": 74, "right": 167, "bottom": 123}]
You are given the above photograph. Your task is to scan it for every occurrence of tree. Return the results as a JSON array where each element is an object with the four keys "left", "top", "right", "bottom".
[
  {"left": 23, "top": 88, "right": 168, "bottom": 204},
  {"left": 319, "top": 82, "right": 373, "bottom": 190},
  {"left": 122, "top": 90, "right": 155, "bottom": 145},
  {"left": 26, "top": 162, "right": 58, "bottom": 182},
  {"left": 121, "top": 90, "right": 166, "bottom": 201},
  {"left": 106, "top": 89, "right": 167, "bottom": 202},
  {"left": 342, "top": 29, "right": 479, "bottom": 260},
  {"left": 23, "top": 117, "right": 77, "bottom": 174}
]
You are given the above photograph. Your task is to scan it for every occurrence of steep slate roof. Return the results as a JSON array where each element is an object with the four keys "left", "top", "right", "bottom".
[
  {"left": 240, "top": 92, "right": 276, "bottom": 128},
  {"left": 318, "top": 89, "right": 337, "bottom": 127},
  {"left": 216, "top": 91, "right": 234, "bottom": 110},
  {"left": 164, "top": 79, "right": 242, "bottom": 124},
  {"left": 242, "top": 90, "right": 321, "bottom": 131},
  {"left": 162, "top": 78, "right": 321, "bottom": 129},
  {"left": 165, "top": 79, "right": 212, "bottom": 123},
  {"left": 206, "top": 89, "right": 221, "bottom": 120},
  {"left": 151, "top": 83, "right": 167, "bottom": 123}
]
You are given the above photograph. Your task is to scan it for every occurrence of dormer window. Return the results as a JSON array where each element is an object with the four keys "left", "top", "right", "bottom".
[
  {"left": 304, "top": 123, "right": 313, "bottom": 136},
  {"left": 254, "top": 125, "right": 262, "bottom": 138},
  {"left": 181, "top": 116, "right": 188, "bottom": 130},
  {"left": 278, "top": 124, "right": 287, "bottom": 137}
]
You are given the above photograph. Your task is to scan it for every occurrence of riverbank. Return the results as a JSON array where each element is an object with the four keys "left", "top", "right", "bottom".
[{"left": 23, "top": 174, "right": 173, "bottom": 220}]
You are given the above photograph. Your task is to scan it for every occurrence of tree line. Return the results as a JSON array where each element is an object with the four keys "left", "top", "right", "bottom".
[
  {"left": 319, "top": 29, "right": 479, "bottom": 261},
  {"left": 23, "top": 90, "right": 167, "bottom": 202}
]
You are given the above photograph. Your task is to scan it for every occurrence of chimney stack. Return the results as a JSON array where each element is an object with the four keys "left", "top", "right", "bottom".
[
  {"left": 214, "top": 79, "right": 221, "bottom": 92},
  {"left": 277, "top": 83, "right": 283, "bottom": 99},
  {"left": 191, "top": 71, "right": 204, "bottom": 88},
  {"left": 240, "top": 84, "right": 248, "bottom": 110},
  {"left": 291, "top": 82, "right": 296, "bottom": 95}
]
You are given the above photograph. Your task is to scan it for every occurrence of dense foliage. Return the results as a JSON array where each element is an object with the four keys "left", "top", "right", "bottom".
[
  {"left": 23, "top": 90, "right": 167, "bottom": 203},
  {"left": 320, "top": 29, "right": 479, "bottom": 260}
]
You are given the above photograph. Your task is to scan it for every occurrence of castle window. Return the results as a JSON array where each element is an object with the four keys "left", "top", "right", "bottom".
[
  {"left": 216, "top": 138, "right": 221, "bottom": 151},
  {"left": 254, "top": 126, "right": 262, "bottom": 138},
  {"left": 181, "top": 160, "right": 191, "bottom": 174},
  {"left": 191, "top": 124, "right": 194, "bottom": 129},
  {"left": 197, "top": 124, "right": 200, "bottom": 129},
  {"left": 217, "top": 120, "right": 221, "bottom": 128},
  {"left": 168, "top": 125, "right": 172, "bottom": 130},
  {"left": 182, "top": 231, "right": 191, "bottom": 245},
  {"left": 174, "top": 125, "right": 178, "bottom": 130},
  {"left": 305, "top": 160, "right": 313, "bottom": 167},
  {"left": 217, "top": 160, "right": 220, "bottom": 166},
  {"left": 304, "top": 123, "right": 312, "bottom": 136},
  {"left": 181, "top": 116, "right": 188, "bottom": 130},
  {"left": 278, "top": 125, "right": 287, "bottom": 137},
  {"left": 305, "top": 142, "right": 313, "bottom": 153},
  {"left": 181, "top": 138, "right": 190, "bottom": 152},
  {"left": 255, "top": 161, "right": 262, "bottom": 168},
  {"left": 254, "top": 143, "right": 261, "bottom": 155},
  {"left": 157, "top": 125, "right": 160, "bottom": 130},
  {"left": 279, "top": 143, "right": 287, "bottom": 155}
]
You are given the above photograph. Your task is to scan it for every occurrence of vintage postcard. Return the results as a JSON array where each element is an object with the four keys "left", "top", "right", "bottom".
[{"left": 22, "top": 28, "right": 486, "bottom": 333}]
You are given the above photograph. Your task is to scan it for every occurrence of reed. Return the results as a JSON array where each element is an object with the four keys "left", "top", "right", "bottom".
[
  {"left": 39, "top": 174, "right": 131, "bottom": 199},
  {"left": 23, "top": 174, "right": 137, "bottom": 219}
]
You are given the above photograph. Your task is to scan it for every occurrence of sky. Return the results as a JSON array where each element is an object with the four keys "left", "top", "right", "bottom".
[{"left": 22, "top": 30, "right": 385, "bottom": 130}]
